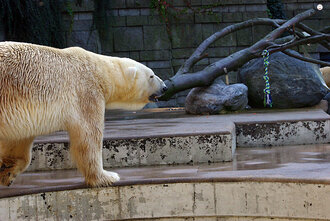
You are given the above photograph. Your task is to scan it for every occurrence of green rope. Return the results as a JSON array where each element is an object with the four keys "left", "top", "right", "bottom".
[{"left": 262, "top": 49, "right": 273, "bottom": 108}]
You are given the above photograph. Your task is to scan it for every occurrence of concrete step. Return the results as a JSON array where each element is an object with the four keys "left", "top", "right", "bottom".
[
  {"left": 28, "top": 108, "right": 329, "bottom": 171},
  {"left": 1, "top": 144, "right": 330, "bottom": 220}
]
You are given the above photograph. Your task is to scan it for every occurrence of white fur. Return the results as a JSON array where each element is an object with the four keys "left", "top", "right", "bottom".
[{"left": 320, "top": 66, "right": 330, "bottom": 87}]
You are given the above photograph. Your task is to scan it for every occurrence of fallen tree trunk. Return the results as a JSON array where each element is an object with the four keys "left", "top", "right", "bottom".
[{"left": 159, "top": 8, "right": 330, "bottom": 101}]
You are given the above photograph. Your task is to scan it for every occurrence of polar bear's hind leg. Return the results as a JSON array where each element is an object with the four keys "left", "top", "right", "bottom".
[{"left": 0, "top": 137, "right": 35, "bottom": 186}]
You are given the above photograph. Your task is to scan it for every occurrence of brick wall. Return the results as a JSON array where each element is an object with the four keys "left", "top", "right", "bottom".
[{"left": 0, "top": 0, "right": 329, "bottom": 107}]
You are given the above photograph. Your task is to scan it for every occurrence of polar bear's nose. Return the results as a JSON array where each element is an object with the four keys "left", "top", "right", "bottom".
[{"left": 162, "top": 86, "right": 168, "bottom": 92}]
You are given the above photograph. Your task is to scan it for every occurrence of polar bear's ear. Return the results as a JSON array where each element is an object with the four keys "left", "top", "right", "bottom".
[{"left": 127, "top": 67, "right": 137, "bottom": 79}]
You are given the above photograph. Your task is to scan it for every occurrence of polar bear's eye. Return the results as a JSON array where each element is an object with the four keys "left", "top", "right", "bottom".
[{"left": 150, "top": 75, "right": 154, "bottom": 79}]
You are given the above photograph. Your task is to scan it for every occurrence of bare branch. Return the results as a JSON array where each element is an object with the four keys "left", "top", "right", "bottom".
[
  {"left": 274, "top": 35, "right": 295, "bottom": 44},
  {"left": 269, "top": 34, "right": 330, "bottom": 53},
  {"left": 265, "top": 9, "right": 316, "bottom": 41},
  {"left": 177, "top": 18, "right": 285, "bottom": 75},
  {"left": 283, "top": 50, "right": 330, "bottom": 66},
  {"left": 320, "top": 26, "right": 330, "bottom": 34},
  {"left": 162, "top": 47, "right": 256, "bottom": 100},
  {"left": 268, "top": 36, "right": 298, "bottom": 50},
  {"left": 298, "top": 23, "right": 328, "bottom": 36},
  {"left": 192, "top": 53, "right": 209, "bottom": 66},
  {"left": 295, "top": 23, "right": 330, "bottom": 50},
  {"left": 279, "top": 23, "right": 329, "bottom": 50}
]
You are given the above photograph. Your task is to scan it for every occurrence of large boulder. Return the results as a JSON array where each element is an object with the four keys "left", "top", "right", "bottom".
[
  {"left": 238, "top": 50, "right": 329, "bottom": 108},
  {"left": 185, "top": 79, "right": 248, "bottom": 114}
]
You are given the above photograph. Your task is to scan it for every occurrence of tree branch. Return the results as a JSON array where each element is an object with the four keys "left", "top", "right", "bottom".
[
  {"left": 264, "top": 9, "right": 315, "bottom": 41},
  {"left": 320, "top": 26, "right": 330, "bottom": 34},
  {"left": 272, "top": 22, "right": 330, "bottom": 51},
  {"left": 161, "top": 47, "right": 256, "bottom": 100},
  {"left": 283, "top": 50, "right": 330, "bottom": 66},
  {"left": 295, "top": 23, "right": 330, "bottom": 50},
  {"left": 268, "top": 34, "right": 330, "bottom": 53},
  {"left": 176, "top": 18, "right": 285, "bottom": 75},
  {"left": 269, "top": 35, "right": 297, "bottom": 49}
]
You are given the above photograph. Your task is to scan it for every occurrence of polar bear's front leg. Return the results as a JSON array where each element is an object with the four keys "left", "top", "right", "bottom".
[{"left": 67, "top": 120, "right": 120, "bottom": 187}]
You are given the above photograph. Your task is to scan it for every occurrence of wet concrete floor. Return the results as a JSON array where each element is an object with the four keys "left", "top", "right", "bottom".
[{"left": 1, "top": 143, "right": 329, "bottom": 199}]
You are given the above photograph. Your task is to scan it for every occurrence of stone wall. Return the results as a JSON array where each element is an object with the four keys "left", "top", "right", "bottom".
[{"left": 0, "top": 0, "right": 329, "bottom": 107}]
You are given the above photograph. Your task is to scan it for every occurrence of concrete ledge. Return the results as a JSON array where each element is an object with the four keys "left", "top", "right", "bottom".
[
  {"left": 30, "top": 118, "right": 236, "bottom": 171},
  {"left": 30, "top": 132, "right": 235, "bottom": 171},
  {"left": 236, "top": 120, "right": 329, "bottom": 147},
  {"left": 103, "top": 133, "right": 235, "bottom": 167},
  {"left": 232, "top": 109, "right": 329, "bottom": 147}
]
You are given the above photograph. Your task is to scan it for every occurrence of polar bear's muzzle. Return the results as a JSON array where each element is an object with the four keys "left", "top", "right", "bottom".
[{"left": 149, "top": 85, "right": 168, "bottom": 102}]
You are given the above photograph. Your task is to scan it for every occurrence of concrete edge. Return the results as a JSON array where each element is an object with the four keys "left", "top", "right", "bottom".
[
  {"left": 2, "top": 175, "right": 330, "bottom": 200},
  {"left": 34, "top": 130, "right": 235, "bottom": 144}
]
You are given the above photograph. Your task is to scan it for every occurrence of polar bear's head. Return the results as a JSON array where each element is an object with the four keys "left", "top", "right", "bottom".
[{"left": 106, "top": 58, "right": 167, "bottom": 110}]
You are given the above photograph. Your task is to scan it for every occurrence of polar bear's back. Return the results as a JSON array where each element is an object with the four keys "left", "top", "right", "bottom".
[
  {"left": 0, "top": 42, "right": 95, "bottom": 138},
  {"left": 0, "top": 42, "right": 78, "bottom": 99}
]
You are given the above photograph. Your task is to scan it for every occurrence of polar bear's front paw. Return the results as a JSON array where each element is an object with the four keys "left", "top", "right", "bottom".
[
  {"left": 86, "top": 170, "right": 120, "bottom": 187},
  {"left": 104, "top": 171, "right": 120, "bottom": 183}
]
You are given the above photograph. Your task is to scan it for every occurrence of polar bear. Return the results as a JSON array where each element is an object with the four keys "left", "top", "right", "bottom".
[
  {"left": 0, "top": 41, "right": 167, "bottom": 187},
  {"left": 320, "top": 66, "right": 330, "bottom": 87}
]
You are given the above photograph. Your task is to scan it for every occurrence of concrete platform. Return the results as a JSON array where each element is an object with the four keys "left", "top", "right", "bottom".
[
  {"left": 28, "top": 108, "right": 330, "bottom": 171},
  {"left": 1, "top": 144, "right": 329, "bottom": 220}
]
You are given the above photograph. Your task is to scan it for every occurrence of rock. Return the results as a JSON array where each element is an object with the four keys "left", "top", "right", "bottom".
[
  {"left": 185, "top": 79, "right": 248, "bottom": 114},
  {"left": 238, "top": 50, "right": 329, "bottom": 108},
  {"left": 143, "top": 102, "right": 159, "bottom": 109}
]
